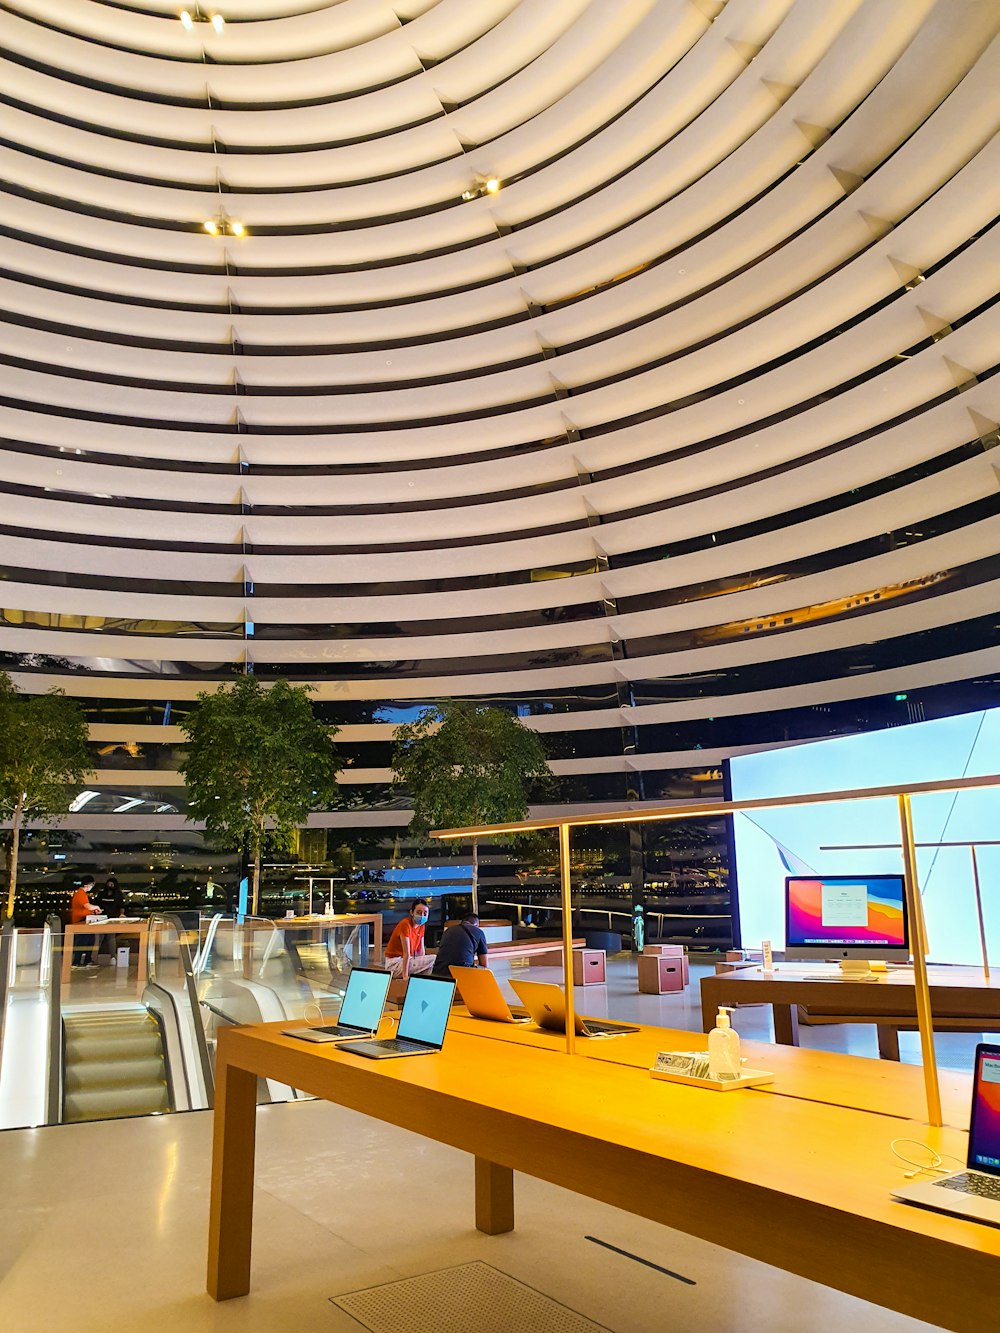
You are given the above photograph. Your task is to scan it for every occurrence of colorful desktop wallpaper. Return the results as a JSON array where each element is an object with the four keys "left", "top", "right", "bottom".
[
  {"left": 729, "top": 706, "right": 1000, "bottom": 962},
  {"left": 786, "top": 876, "right": 907, "bottom": 946},
  {"left": 971, "top": 1051, "right": 1000, "bottom": 1171}
]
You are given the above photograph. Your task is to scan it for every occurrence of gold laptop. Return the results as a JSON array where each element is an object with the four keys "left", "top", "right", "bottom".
[{"left": 450, "top": 966, "right": 531, "bottom": 1023}]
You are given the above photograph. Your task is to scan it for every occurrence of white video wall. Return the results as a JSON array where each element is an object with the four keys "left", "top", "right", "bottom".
[{"left": 728, "top": 707, "right": 1000, "bottom": 964}]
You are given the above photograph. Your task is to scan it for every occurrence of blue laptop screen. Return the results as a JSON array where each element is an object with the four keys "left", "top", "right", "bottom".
[
  {"left": 398, "top": 976, "right": 454, "bottom": 1046},
  {"left": 338, "top": 968, "right": 391, "bottom": 1032}
]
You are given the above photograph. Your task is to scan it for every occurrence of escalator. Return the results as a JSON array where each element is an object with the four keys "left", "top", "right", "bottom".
[{"left": 62, "top": 1007, "right": 171, "bottom": 1122}]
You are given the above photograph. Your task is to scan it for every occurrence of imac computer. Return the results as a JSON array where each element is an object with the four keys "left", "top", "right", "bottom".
[{"left": 784, "top": 874, "right": 910, "bottom": 966}]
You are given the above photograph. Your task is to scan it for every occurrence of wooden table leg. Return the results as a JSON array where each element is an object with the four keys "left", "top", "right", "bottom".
[
  {"left": 700, "top": 977, "right": 720, "bottom": 1033},
  {"left": 207, "top": 1052, "right": 259, "bottom": 1301},
  {"left": 373, "top": 913, "right": 383, "bottom": 966},
  {"left": 135, "top": 924, "right": 148, "bottom": 998},
  {"left": 877, "top": 1025, "right": 901, "bottom": 1061},
  {"left": 772, "top": 1003, "right": 800, "bottom": 1046},
  {"left": 475, "top": 1157, "right": 514, "bottom": 1235},
  {"left": 61, "top": 926, "right": 74, "bottom": 985}
]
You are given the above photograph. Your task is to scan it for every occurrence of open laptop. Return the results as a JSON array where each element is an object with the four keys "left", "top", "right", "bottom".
[
  {"left": 510, "top": 979, "right": 640, "bottom": 1038},
  {"left": 338, "top": 975, "right": 456, "bottom": 1059},
  {"left": 283, "top": 966, "right": 391, "bottom": 1044},
  {"left": 892, "top": 1043, "right": 1000, "bottom": 1226},
  {"left": 450, "top": 966, "right": 531, "bottom": 1023}
]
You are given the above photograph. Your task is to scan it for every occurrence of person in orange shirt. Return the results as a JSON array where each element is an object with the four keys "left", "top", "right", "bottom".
[
  {"left": 69, "top": 876, "right": 103, "bottom": 967},
  {"left": 384, "top": 899, "right": 435, "bottom": 979}
]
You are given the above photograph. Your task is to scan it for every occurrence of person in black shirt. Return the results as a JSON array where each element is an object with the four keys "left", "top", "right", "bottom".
[
  {"left": 432, "top": 914, "right": 488, "bottom": 978},
  {"left": 101, "top": 876, "right": 124, "bottom": 918}
]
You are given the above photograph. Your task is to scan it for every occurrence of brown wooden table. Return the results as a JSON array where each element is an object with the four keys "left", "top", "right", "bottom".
[
  {"left": 208, "top": 1016, "right": 996, "bottom": 1329},
  {"left": 240, "top": 913, "right": 383, "bottom": 980},
  {"left": 701, "top": 964, "right": 1000, "bottom": 1059},
  {"left": 61, "top": 919, "right": 149, "bottom": 998}
]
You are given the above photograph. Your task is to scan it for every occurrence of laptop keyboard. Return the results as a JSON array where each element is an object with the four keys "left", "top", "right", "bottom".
[
  {"left": 934, "top": 1172, "right": 1000, "bottom": 1200},
  {"left": 371, "top": 1038, "right": 426, "bottom": 1053}
]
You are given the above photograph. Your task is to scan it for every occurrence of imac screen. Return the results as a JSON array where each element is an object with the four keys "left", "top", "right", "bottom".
[{"left": 785, "top": 874, "right": 907, "bottom": 950}]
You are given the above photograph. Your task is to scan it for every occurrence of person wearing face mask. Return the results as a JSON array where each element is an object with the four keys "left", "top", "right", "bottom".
[{"left": 384, "top": 899, "right": 435, "bottom": 979}]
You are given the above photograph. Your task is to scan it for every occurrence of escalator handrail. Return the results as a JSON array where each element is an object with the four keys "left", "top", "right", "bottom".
[
  {"left": 144, "top": 1004, "right": 179, "bottom": 1114},
  {"left": 200, "top": 998, "right": 243, "bottom": 1026},
  {"left": 44, "top": 914, "right": 63, "bottom": 1125},
  {"left": 149, "top": 914, "right": 215, "bottom": 1105},
  {"left": 193, "top": 911, "right": 226, "bottom": 975}
]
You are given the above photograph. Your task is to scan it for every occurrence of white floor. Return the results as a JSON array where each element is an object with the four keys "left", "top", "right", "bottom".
[
  {"left": 0, "top": 954, "right": 967, "bottom": 1332},
  {"left": 0, "top": 1095, "right": 941, "bottom": 1333}
]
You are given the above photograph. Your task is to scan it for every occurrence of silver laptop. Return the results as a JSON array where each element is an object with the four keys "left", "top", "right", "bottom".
[
  {"left": 339, "top": 975, "right": 456, "bottom": 1059},
  {"left": 284, "top": 966, "right": 391, "bottom": 1044},
  {"left": 510, "top": 979, "right": 640, "bottom": 1038},
  {"left": 892, "top": 1043, "right": 1000, "bottom": 1226}
]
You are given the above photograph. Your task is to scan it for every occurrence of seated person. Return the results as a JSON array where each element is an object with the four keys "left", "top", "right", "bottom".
[
  {"left": 69, "top": 877, "right": 103, "bottom": 966},
  {"left": 384, "top": 899, "right": 435, "bottom": 979},
  {"left": 432, "top": 913, "right": 488, "bottom": 979}
]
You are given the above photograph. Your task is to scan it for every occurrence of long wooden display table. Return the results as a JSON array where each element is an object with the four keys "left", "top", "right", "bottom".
[
  {"left": 446, "top": 1008, "right": 975, "bottom": 1128},
  {"left": 208, "top": 1017, "right": 993, "bottom": 1328},
  {"left": 700, "top": 963, "right": 1000, "bottom": 1058}
]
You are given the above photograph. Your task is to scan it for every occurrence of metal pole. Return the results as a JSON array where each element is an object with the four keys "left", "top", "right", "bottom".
[
  {"left": 970, "top": 845, "right": 989, "bottom": 981},
  {"left": 559, "top": 822, "right": 576, "bottom": 1056},
  {"left": 898, "top": 794, "right": 941, "bottom": 1127}
]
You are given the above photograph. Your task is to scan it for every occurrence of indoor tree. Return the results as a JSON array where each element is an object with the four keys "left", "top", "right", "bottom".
[
  {"left": 179, "top": 676, "right": 341, "bottom": 915},
  {"left": 0, "top": 671, "right": 91, "bottom": 919},
  {"left": 390, "top": 701, "right": 552, "bottom": 912}
]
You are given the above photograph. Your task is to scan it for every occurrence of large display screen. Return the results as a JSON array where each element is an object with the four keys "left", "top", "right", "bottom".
[
  {"left": 728, "top": 706, "right": 1000, "bottom": 963},
  {"left": 970, "top": 1046, "right": 1000, "bottom": 1175},
  {"left": 786, "top": 875, "right": 907, "bottom": 949}
]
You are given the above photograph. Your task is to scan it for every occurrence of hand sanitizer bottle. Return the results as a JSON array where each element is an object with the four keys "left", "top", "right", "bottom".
[{"left": 708, "top": 1006, "right": 741, "bottom": 1080}]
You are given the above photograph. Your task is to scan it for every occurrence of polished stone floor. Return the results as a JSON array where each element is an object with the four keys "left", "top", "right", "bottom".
[
  {"left": 0, "top": 1095, "right": 939, "bottom": 1333},
  {"left": 0, "top": 954, "right": 977, "bottom": 1331}
]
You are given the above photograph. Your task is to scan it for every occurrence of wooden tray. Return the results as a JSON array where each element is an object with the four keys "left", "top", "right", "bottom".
[{"left": 649, "top": 1065, "right": 775, "bottom": 1091}]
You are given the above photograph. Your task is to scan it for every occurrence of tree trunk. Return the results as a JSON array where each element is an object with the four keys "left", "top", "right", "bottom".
[
  {"left": 5, "top": 798, "right": 23, "bottom": 921},
  {"left": 471, "top": 838, "right": 479, "bottom": 916},
  {"left": 251, "top": 839, "right": 262, "bottom": 917}
]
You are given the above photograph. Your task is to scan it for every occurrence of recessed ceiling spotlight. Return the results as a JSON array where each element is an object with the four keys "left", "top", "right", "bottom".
[
  {"left": 180, "top": 8, "right": 225, "bottom": 32},
  {"left": 203, "top": 216, "right": 247, "bottom": 237},
  {"left": 484, "top": 177, "right": 501, "bottom": 194}
]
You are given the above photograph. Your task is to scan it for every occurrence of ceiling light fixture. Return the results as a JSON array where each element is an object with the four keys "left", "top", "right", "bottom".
[
  {"left": 462, "top": 175, "right": 503, "bottom": 201},
  {"left": 179, "top": 7, "right": 225, "bottom": 32},
  {"left": 203, "top": 215, "right": 247, "bottom": 237}
]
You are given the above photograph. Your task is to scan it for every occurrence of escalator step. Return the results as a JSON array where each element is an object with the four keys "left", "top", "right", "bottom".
[
  {"left": 65, "top": 1033, "right": 163, "bottom": 1060},
  {"left": 64, "top": 1057, "right": 168, "bottom": 1092},
  {"left": 64, "top": 1085, "right": 170, "bottom": 1122}
]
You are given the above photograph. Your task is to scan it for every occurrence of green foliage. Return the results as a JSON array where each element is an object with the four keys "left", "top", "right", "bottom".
[
  {"left": 0, "top": 672, "right": 91, "bottom": 822},
  {"left": 179, "top": 676, "right": 341, "bottom": 863},
  {"left": 390, "top": 702, "right": 551, "bottom": 841},
  {"left": 0, "top": 671, "right": 91, "bottom": 917}
]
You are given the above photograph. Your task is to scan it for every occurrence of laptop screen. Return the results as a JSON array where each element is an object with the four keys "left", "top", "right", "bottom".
[
  {"left": 398, "top": 975, "right": 455, "bottom": 1046},
  {"left": 969, "top": 1044, "right": 1000, "bottom": 1176},
  {"left": 338, "top": 968, "right": 391, "bottom": 1032}
]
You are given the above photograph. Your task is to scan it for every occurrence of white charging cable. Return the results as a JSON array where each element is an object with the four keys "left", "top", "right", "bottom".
[{"left": 890, "top": 1137, "right": 965, "bottom": 1180}]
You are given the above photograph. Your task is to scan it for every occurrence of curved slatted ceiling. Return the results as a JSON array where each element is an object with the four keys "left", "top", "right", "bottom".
[{"left": 2, "top": 0, "right": 999, "bottom": 821}]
